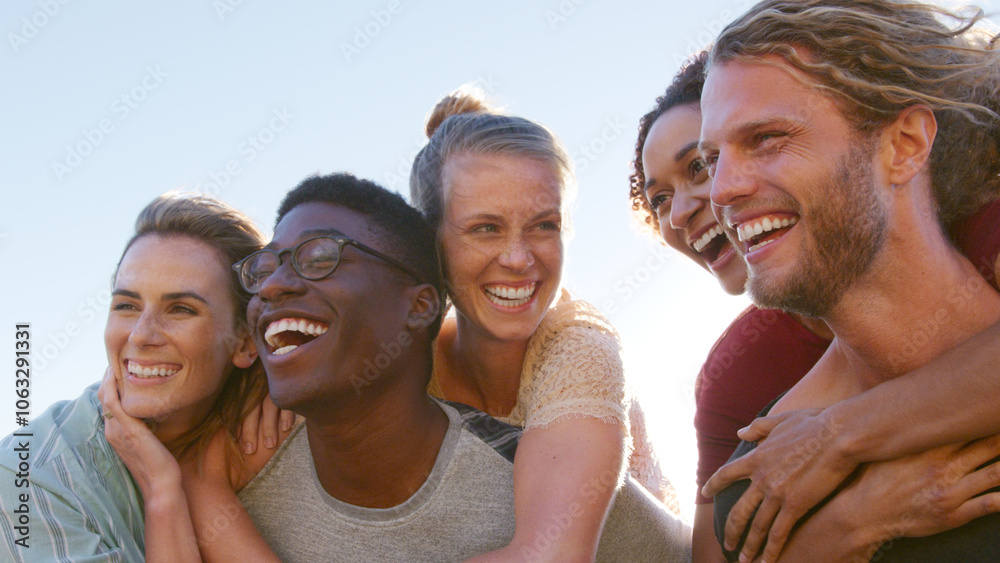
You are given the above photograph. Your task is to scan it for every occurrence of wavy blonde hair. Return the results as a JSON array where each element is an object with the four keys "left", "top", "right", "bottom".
[{"left": 711, "top": 0, "right": 1000, "bottom": 229}]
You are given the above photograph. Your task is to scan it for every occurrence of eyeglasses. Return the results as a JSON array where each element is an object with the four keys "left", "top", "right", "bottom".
[{"left": 233, "top": 235, "right": 421, "bottom": 294}]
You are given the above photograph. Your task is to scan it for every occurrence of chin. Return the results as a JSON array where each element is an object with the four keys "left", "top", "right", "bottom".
[{"left": 120, "top": 398, "right": 171, "bottom": 420}]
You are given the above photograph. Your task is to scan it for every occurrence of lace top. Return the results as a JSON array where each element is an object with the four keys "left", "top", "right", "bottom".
[{"left": 427, "top": 290, "right": 677, "bottom": 511}]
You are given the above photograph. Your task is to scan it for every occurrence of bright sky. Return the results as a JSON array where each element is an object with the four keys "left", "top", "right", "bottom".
[{"left": 5, "top": 0, "right": 992, "bottom": 518}]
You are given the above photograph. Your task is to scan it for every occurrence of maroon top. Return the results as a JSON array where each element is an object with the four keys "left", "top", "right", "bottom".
[
  {"left": 952, "top": 197, "right": 1000, "bottom": 288},
  {"left": 693, "top": 198, "right": 1000, "bottom": 504}
]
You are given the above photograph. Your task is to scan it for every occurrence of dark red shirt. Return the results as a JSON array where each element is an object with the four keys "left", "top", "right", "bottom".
[{"left": 693, "top": 198, "right": 1000, "bottom": 503}]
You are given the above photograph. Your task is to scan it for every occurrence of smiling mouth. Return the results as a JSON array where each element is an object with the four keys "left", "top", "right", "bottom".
[
  {"left": 484, "top": 283, "right": 537, "bottom": 308},
  {"left": 692, "top": 224, "right": 731, "bottom": 263},
  {"left": 737, "top": 215, "right": 799, "bottom": 252},
  {"left": 264, "top": 317, "right": 330, "bottom": 356},
  {"left": 126, "top": 361, "right": 180, "bottom": 379}
]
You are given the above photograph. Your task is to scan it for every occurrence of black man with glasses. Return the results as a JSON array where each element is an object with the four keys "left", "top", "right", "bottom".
[{"left": 182, "top": 173, "right": 690, "bottom": 563}]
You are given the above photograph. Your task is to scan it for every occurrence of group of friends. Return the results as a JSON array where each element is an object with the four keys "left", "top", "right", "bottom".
[{"left": 3, "top": 0, "right": 1000, "bottom": 561}]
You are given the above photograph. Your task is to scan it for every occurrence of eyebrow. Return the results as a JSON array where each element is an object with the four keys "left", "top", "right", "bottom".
[
  {"left": 674, "top": 141, "right": 700, "bottom": 163},
  {"left": 698, "top": 116, "right": 803, "bottom": 154},
  {"left": 265, "top": 228, "right": 347, "bottom": 249},
  {"left": 464, "top": 209, "right": 560, "bottom": 223},
  {"left": 112, "top": 289, "right": 209, "bottom": 304},
  {"left": 646, "top": 141, "right": 702, "bottom": 193}
]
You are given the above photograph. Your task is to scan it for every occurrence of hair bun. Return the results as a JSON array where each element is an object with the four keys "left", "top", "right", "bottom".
[{"left": 425, "top": 89, "right": 492, "bottom": 138}]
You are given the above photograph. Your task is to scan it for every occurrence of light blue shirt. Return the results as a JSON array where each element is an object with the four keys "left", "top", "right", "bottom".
[{"left": 0, "top": 383, "right": 145, "bottom": 562}]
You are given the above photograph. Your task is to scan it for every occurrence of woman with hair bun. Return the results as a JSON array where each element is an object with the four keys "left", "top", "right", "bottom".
[{"left": 411, "top": 88, "right": 682, "bottom": 561}]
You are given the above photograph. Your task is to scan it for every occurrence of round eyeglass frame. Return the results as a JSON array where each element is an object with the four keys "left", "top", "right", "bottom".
[{"left": 232, "top": 235, "right": 422, "bottom": 294}]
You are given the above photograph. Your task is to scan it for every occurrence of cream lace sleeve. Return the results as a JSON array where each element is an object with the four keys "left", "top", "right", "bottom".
[
  {"left": 512, "top": 293, "right": 678, "bottom": 511},
  {"left": 515, "top": 295, "right": 629, "bottom": 431}
]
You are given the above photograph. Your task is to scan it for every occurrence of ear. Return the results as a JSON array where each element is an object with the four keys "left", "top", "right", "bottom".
[
  {"left": 405, "top": 284, "right": 441, "bottom": 332},
  {"left": 230, "top": 325, "right": 258, "bottom": 369},
  {"left": 882, "top": 105, "right": 937, "bottom": 186}
]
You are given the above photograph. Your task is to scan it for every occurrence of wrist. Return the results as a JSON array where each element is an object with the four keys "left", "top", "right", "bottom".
[
  {"left": 144, "top": 483, "right": 190, "bottom": 517},
  {"left": 823, "top": 402, "right": 867, "bottom": 466}
]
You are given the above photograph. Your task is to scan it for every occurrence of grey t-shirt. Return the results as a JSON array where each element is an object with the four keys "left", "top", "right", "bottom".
[{"left": 238, "top": 400, "right": 691, "bottom": 562}]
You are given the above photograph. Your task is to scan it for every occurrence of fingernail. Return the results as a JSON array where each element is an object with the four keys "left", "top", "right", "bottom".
[
  {"left": 724, "top": 541, "right": 734, "bottom": 551},
  {"left": 265, "top": 437, "right": 276, "bottom": 449},
  {"left": 243, "top": 442, "right": 254, "bottom": 454},
  {"left": 739, "top": 553, "right": 749, "bottom": 563},
  {"left": 282, "top": 420, "right": 292, "bottom": 432}
]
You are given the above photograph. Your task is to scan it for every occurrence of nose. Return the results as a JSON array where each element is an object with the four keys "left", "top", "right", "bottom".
[
  {"left": 128, "top": 310, "right": 167, "bottom": 347},
  {"left": 256, "top": 259, "right": 307, "bottom": 303},
  {"left": 710, "top": 150, "right": 758, "bottom": 208},
  {"left": 669, "top": 189, "right": 704, "bottom": 231},
  {"left": 497, "top": 234, "right": 535, "bottom": 272}
]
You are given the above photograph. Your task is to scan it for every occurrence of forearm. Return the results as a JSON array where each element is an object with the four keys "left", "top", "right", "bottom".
[
  {"left": 692, "top": 503, "right": 726, "bottom": 563},
  {"left": 479, "top": 419, "right": 626, "bottom": 562},
  {"left": 143, "top": 485, "right": 201, "bottom": 563},
  {"left": 828, "top": 319, "right": 1000, "bottom": 464},
  {"left": 185, "top": 481, "right": 281, "bottom": 563}
]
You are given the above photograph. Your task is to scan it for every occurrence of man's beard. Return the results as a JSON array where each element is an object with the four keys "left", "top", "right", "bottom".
[{"left": 747, "top": 142, "right": 889, "bottom": 318}]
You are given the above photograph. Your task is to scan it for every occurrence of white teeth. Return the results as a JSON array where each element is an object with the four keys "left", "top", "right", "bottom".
[
  {"left": 749, "top": 238, "right": 777, "bottom": 252},
  {"left": 692, "top": 225, "right": 726, "bottom": 253},
  {"left": 263, "top": 317, "right": 330, "bottom": 349},
  {"left": 127, "top": 362, "right": 178, "bottom": 379},
  {"left": 273, "top": 345, "right": 298, "bottom": 356},
  {"left": 484, "top": 283, "right": 537, "bottom": 306},
  {"left": 737, "top": 216, "right": 798, "bottom": 242}
]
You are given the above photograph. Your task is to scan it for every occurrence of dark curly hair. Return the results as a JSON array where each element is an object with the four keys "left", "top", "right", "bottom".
[{"left": 629, "top": 50, "right": 709, "bottom": 235}]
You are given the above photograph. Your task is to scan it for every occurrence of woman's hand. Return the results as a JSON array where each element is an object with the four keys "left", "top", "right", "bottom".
[
  {"left": 237, "top": 393, "right": 297, "bottom": 455},
  {"left": 702, "top": 408, "right": 856, "bottom": 563},
  {"left": 99, "top": 367, "right": 201, "bottom": 562},
  {"left": 99, "top": 367, "right": 182, "bottom": 497}
]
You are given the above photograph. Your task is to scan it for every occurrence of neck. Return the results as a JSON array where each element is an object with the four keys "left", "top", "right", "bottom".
[
  {"left": 441, "top": 315, "right": 527, "bottom": 417},
  {"left": 303, "top": 365, "right": 449, "bottom": 508},
  {"left": 789, "top": 313, "right": 834, "bottom": 341},
  {"left": 824, "top": 194, "right": 1000, "bottom": 389},
  {"left": 148, "top": 402, "right": 215, "bottom": 455}
]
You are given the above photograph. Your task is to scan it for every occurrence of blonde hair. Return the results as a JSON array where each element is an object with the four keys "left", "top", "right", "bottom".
[
  {"left": 409, "top": 87, "right": 576, "bottom": 235},
  {"left": 114, "top": 193, "right": 268, "bottom": 480},
  {"left": 711, "top": 0, "right": 1000, "bottom": 228}
]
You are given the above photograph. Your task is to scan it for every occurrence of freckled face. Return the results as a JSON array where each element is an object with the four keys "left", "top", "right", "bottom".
[
  {"left": 439, "top": 152, "right": 564, "bottom": 343},
  {"left": 105, "top": 235, "right": 254, "bottom": 427},
  {"left": 641, "top": 103, "right": 746, "bottom": 295}
]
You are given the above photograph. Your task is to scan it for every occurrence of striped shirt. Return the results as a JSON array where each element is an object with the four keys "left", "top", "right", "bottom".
[{"left": 0, "top": 383, "right": 145, "bottom": 563}]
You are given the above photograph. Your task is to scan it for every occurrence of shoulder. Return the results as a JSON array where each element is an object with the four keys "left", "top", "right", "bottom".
[
  {"left": 527, "top": 291, "right": 623, "bottom": 372},
  {"left": 0, "top": 383, "right": 108, "bottom": 469},
  {"left": 441, "top": 400, "right": 521, "bottom": 463},
  {"left": 697, "top": 306, "right": 829, "bottom": 411}
]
